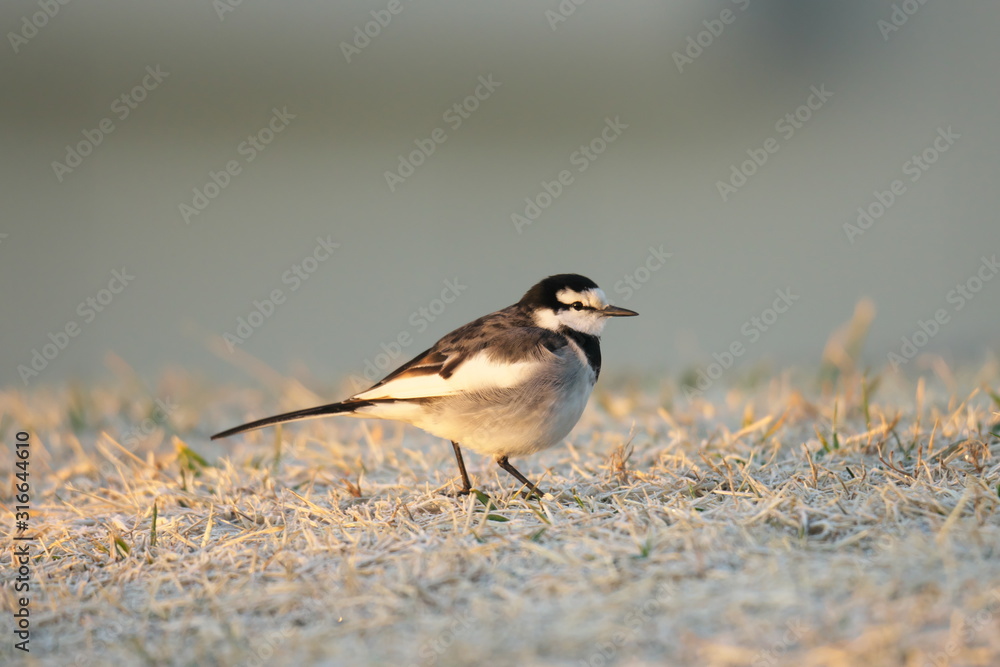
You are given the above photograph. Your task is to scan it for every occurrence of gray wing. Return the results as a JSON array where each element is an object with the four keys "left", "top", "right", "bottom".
[{"left": 352, "top": 307, "right": 568, "bottom": 400}]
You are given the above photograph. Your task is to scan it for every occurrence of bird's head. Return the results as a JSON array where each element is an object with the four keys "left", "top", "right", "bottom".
[{"left": 520, "top": 274, "right": 638, "bottom": 336}]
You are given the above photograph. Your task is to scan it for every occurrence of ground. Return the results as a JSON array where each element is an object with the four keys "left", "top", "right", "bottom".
[{"left": 1, "top": 363, "right": 999, "bottom": 667}]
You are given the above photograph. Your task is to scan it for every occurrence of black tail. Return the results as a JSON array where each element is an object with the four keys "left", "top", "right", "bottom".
[{"left": 211, "top": 399, "right": 374, "bottom": 440}]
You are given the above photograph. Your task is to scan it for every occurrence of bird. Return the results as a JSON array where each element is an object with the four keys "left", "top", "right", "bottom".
[{"left": 212, "top": 274, "right": 638, "bottom": 496}]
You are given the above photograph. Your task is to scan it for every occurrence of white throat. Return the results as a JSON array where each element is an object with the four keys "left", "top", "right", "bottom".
[
  {"left": 557, "top": 309, "right": 607, "bottom": 335},
  {"left": 533, "top": 307, "right": 607, "bottom": 336}
]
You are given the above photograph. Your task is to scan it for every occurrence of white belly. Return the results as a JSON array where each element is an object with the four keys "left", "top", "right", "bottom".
[{"left": 367, "top": 353, "right": 596, "bottom": 459}]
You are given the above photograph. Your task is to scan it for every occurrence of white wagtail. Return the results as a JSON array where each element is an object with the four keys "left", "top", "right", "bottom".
[{"left": 212, "top": 274, "right": 637, "bottom": 496}]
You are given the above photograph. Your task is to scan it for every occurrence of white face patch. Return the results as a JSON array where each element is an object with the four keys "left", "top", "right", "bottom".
[
  {"left": 547, "top": 287, "right": 610, "bottom": 335},
  {"left": 555, "top": 287, "right": 608, "bottom": 310},
  {"left": 533, "top": 308, "right": 562, "bottom": 331}
]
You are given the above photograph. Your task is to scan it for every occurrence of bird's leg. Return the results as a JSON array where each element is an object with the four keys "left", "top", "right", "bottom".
[
  {"left": 496, "top": 455, "right": 544, "bottom": 498},
  {"left": 451, "top": 441, "right": 472, "bottom": 496}
]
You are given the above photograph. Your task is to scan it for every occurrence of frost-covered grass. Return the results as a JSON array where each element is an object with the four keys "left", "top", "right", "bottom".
[{"left": 1, "top": 363, "right": 999, "bottom": 666}]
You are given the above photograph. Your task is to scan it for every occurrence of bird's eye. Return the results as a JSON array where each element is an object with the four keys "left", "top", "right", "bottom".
[{"left": 572, "top": 302, "right": 585, "bottom": 311}]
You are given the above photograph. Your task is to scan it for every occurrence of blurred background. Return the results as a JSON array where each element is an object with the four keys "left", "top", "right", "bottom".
[{"left": 3, "top": 0, "right": 999, "bottom": 393}]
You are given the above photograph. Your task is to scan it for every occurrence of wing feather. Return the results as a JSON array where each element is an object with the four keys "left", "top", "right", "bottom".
[
  {"left": 351, "top": 309, "right": 568, "bottom": 401},
  {"left": 353, "top": 352, "right": 541, "bottom": 400}
]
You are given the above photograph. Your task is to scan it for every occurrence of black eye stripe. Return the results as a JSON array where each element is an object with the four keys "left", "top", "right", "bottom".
[{"left": 564, "top": 301, "right": 594, "bottom": 311}]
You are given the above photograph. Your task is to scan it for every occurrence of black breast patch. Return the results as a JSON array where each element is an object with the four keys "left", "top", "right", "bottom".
[{"left": 561, "top": 328, "right": 602, "bottom": 378}]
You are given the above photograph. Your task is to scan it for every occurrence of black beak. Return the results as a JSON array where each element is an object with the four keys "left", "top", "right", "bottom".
[{"left": 602, "top": 305, "right": 638, "bottom": 317}]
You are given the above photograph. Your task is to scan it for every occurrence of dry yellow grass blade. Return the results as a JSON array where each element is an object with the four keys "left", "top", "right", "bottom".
[{"left": 0, "top": 367, "right": 998, "bottom": 666}]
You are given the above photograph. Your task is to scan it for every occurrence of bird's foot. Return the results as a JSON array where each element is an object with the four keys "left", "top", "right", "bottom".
[
  {"left": 442, "top": 484, "right": 473, "bottom": 498},
  {"left": 514, "top": 487, "right": 546, "bottom": 501}
]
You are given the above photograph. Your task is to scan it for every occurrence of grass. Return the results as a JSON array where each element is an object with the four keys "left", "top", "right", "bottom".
[{"left": 1, "top": 362, "right": 999, "bottom": 666}]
